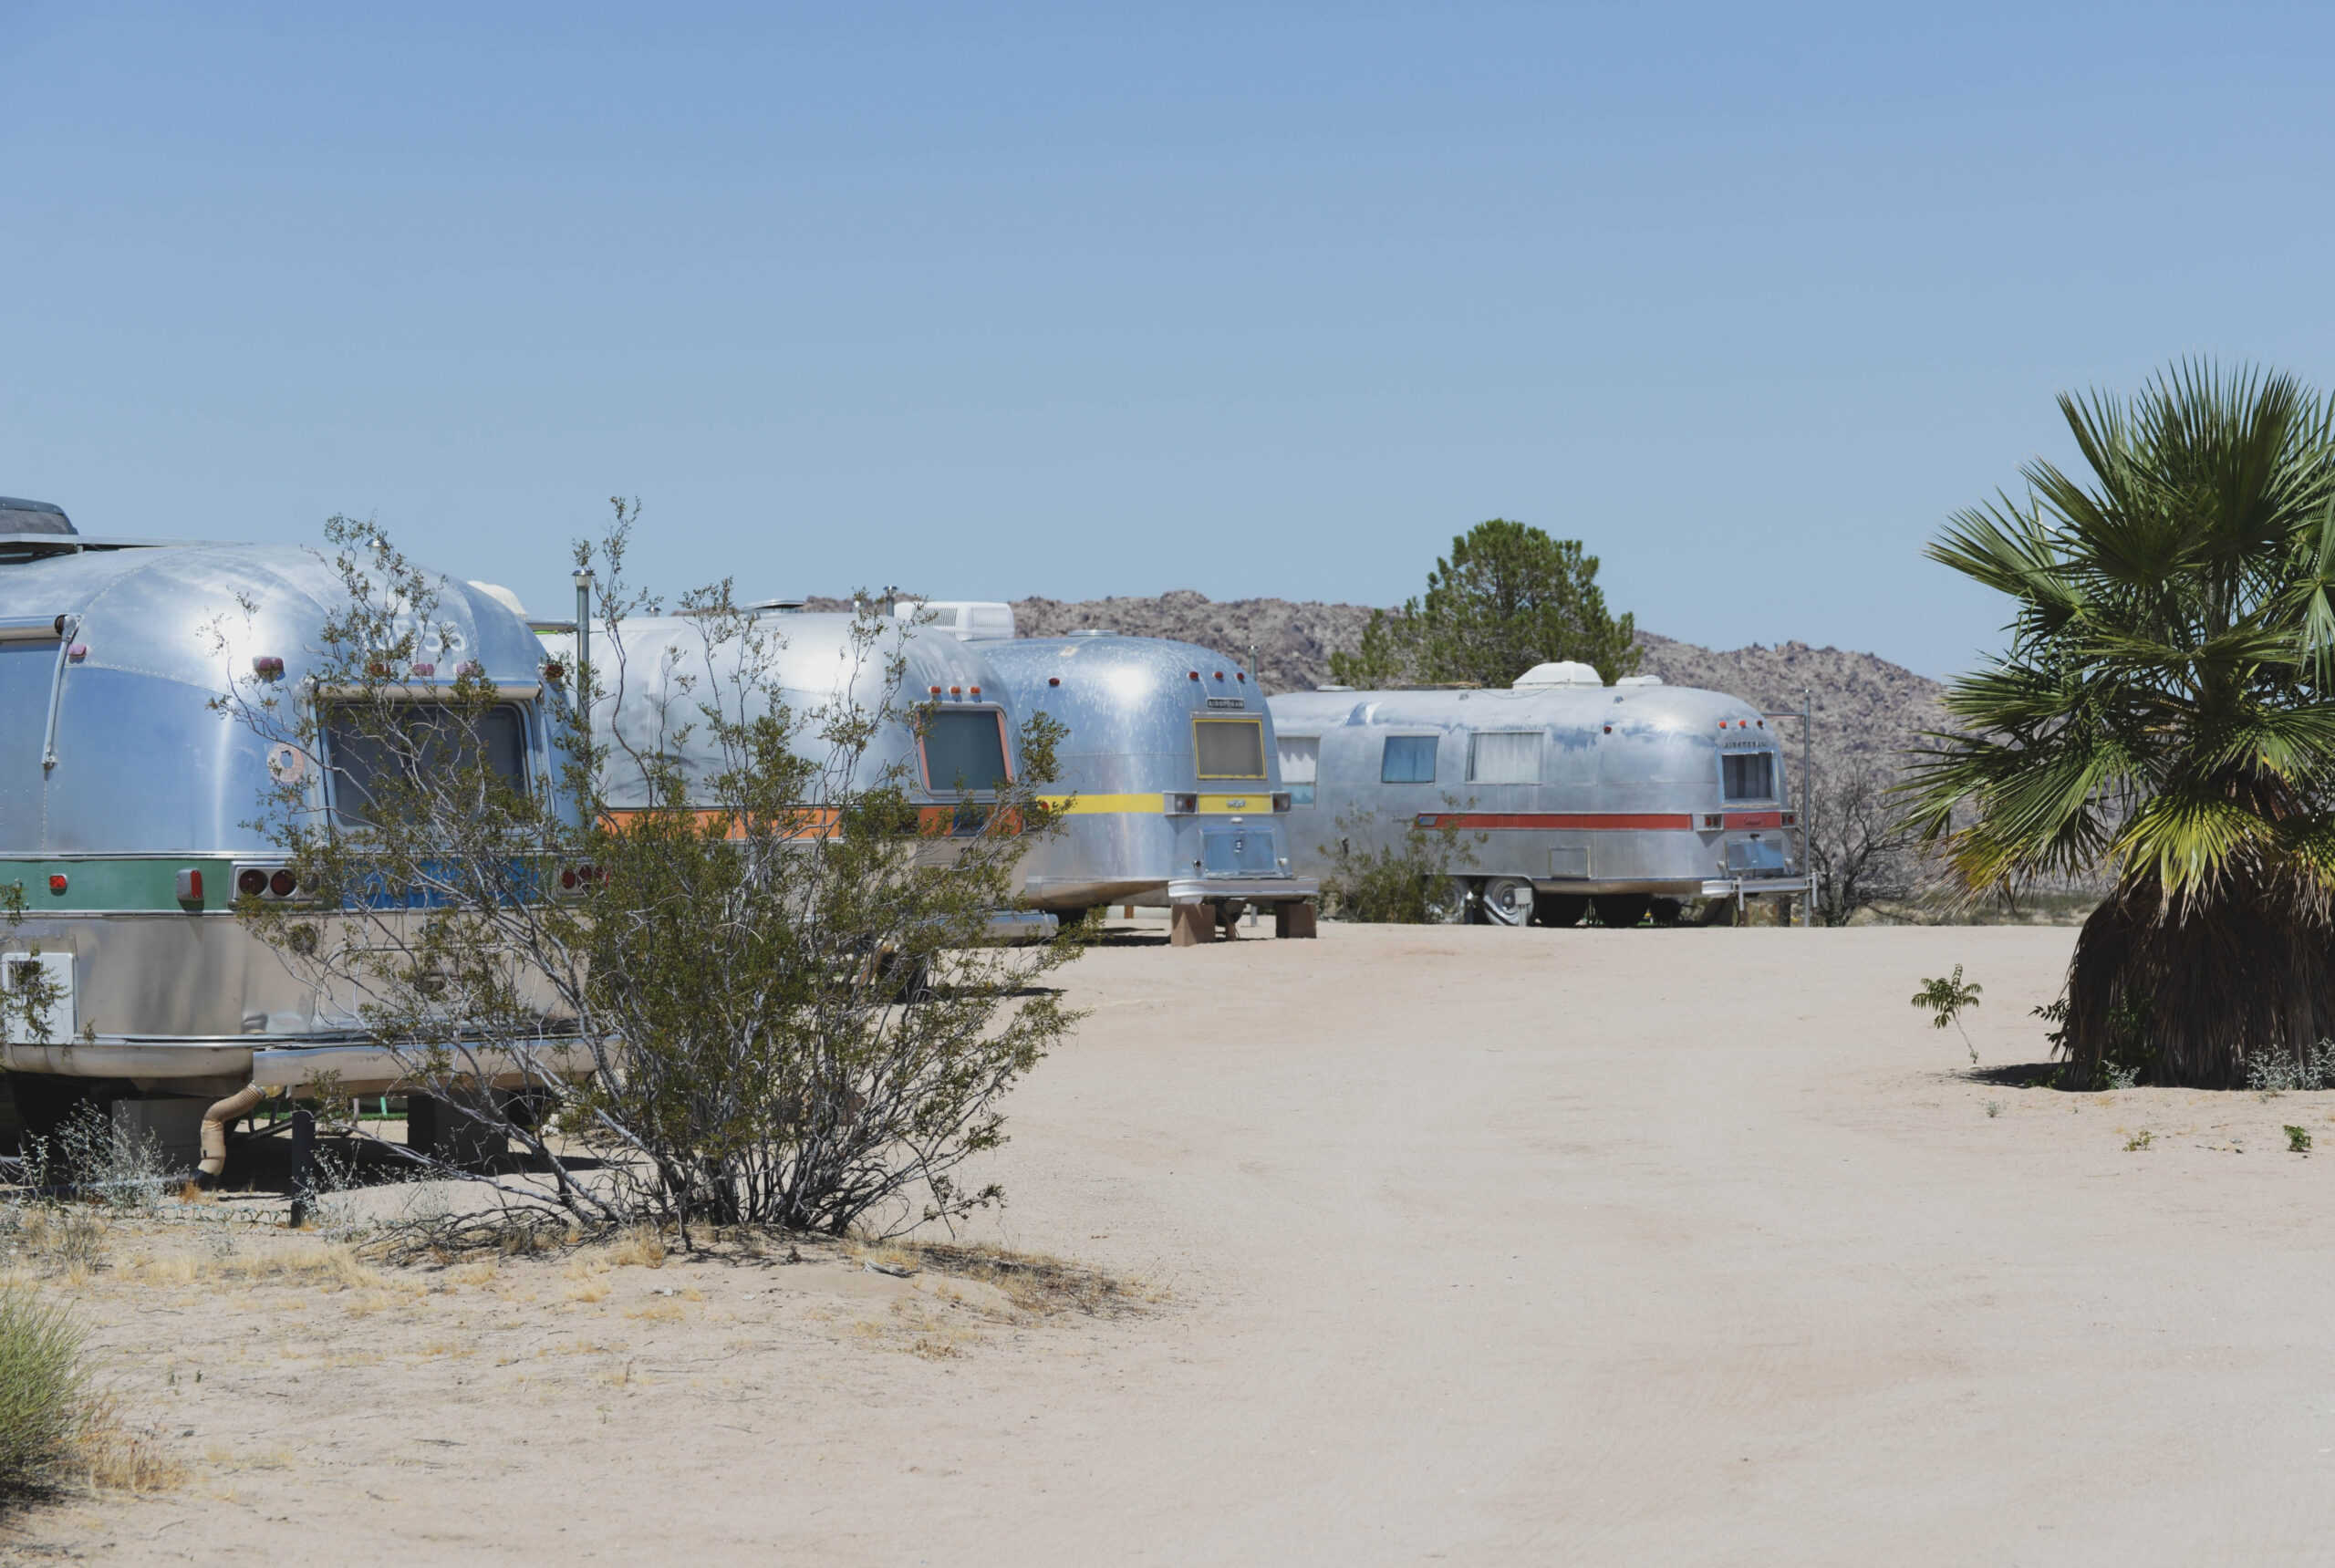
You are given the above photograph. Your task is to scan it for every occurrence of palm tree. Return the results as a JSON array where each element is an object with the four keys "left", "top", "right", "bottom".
[{"left": 1906, "top": 362, "right": 2335, "bottom": 1087}]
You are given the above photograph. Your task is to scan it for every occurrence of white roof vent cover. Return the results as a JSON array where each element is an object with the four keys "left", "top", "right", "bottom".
[
  {"left": 894, "top": 600, "right": 1018, "bottom": 640},
  {"left": 1512, "top": 660, "right": 1605, "bottom": 689}
]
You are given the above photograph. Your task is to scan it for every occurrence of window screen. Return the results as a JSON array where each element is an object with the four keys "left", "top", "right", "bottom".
[
  {"left": 1722, "top": 751, "right": 1776, "bottom": 802},
  {"left": 324, "top": 703, "right": 527, "bottom": 829},
  {"left": 1277, "top": 735, "right": 1318, "bottom": 806},
  {"left": 1468, "top": 731, "right": 1541, "bottom": 784},
  {"left": 1195, "top": 718, "right": 1266, "bottom": 779},
  {"left": 1381, "top": 734, "right": 1438, "bottom": 784},
  {"left": 921, "top": 709, "right": 1012, "bottom": 794}
]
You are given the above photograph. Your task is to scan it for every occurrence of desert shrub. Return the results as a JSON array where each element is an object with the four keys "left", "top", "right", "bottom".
[
  {"left": 2246, "top": 1040, "right": 2335, "bottom": 1093},
  {"left": 0, "top": 1284, "right": 86, "bottom": 1500},
  {"left": 221, "top": 511, "right": 1081, "bottom": 1243},
  {"left": 1316, "top": 804, "right": 1478, "bottom": 923}
]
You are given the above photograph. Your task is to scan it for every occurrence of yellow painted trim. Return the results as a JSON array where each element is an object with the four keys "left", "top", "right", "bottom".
[
  {"left": 1033, "top": 791, "right": 1279, "bottom": 816},
  {"left": 1038, "top": 793, "right": 1164, "bottom": 816}
]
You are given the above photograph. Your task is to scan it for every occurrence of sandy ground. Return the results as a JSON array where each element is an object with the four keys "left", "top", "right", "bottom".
[{"left": 14, "top": 920, "right": 2335, "bottom": 1565}]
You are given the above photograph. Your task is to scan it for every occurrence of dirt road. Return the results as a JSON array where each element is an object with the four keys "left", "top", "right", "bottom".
[{"left": 18, "top": 923, "right": 2335, "bottom": 1564}]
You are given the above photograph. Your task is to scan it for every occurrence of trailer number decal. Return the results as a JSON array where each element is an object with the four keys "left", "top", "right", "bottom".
[{"left": 1205, "top": 697, "right": 1246, "bottom": 711}]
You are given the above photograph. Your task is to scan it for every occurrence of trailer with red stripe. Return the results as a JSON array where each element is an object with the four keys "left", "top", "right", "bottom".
[{"left": 1266, "top": 661, "right": 1810, "bottom": 926}]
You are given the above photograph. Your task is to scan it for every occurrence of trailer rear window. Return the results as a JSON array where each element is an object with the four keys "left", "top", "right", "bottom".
[
  {"left": 1194, "top": 718, "right": 1267, "bottom": 780},
  {"left": 920, "top": 708, "right": 1012, "bottom": 794},
  {"left": 1722, "top": 751, "right": 1776, "bottom": 802},
  {"left": 324, "top": 702, "right": 528, "bottom": 829}
]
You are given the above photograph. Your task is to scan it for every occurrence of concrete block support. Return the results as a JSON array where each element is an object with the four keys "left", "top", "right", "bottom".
[
  {"left": 1274, "top": 901, "right": 1319, "bottom": 940},
  {"left": 1168, "top": 902, "right": 1215, "bottom": 947}
]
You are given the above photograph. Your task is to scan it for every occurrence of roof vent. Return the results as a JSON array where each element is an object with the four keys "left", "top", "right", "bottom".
[
  {"left": 0, "top": 498, "right": 74, "bottom": 536},
  {"left": 1512, "top": 660, "right": 1604, "bottom": 690},
  {"left": 894, "top": 599, "right": 1017, "bottom": 640},
  {"left": 1614, "top": 674, "right": 1664, "bottom": 687},
  {"left": 468, "top": 581, "right": 528, "bottom": 618},
  {"left": 1067, "top": 628, "right": 1111, "bottom": 638}
]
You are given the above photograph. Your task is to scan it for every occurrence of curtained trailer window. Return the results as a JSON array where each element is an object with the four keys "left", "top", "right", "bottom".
[
  {"left": 1467, "top": 730, "right": 1541, "bottom": 784},
  {"left": 1721, "top": 751, "right": 1777, "bottom": 802},
  {"left": 1380, "top": 734, "right": 1438, "bottom": 784},
  {"left": 1276, "top": 734, "right": 1319, "bottom": 805}
]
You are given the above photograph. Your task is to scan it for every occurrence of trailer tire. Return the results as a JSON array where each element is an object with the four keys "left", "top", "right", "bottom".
[
  {"left": 1531, "top": 893, "right": 1587, "bottom": 928},
  {"left": 1478, "top": 877, "right": 1533, "bottom": 927},
  {"left": 1592, "top": 894, "right": 1654, "bottom": 929}
]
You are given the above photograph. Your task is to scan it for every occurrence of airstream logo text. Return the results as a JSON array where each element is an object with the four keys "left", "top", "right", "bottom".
[{"left": 1205, "top": 697, "right": 1245, "bottom": 711}]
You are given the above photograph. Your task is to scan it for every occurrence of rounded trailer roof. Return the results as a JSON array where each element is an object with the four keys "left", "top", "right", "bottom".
[{"left": 1268, "top": 680, "right": 1770, "bottom": 737}]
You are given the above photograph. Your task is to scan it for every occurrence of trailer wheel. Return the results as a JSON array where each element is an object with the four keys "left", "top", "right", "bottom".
[
  {"left": 1531, "top": 892, "right": 1587, "bottom": 928},
  {"left": 1478, "top": 877, "right": 1533, "bottom": 926},
  {"left": 1649, "top": 897, "right": 1686, "bottom": 927},
  {"left": 1592, "top": 894, "right": 1654, "bottom": 929}
]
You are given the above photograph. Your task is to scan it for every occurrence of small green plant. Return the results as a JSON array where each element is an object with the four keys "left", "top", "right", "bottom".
[
  {"left": 1984, "top": 1100, "right": 2004, "bottom": 1118},
  {"left": 2247, "top": 1041, "right": 2335, "bottom": 1094},
  {"left": 1912, "top": 965, "right": 1984, "bottom": 1064},
  {"left": 0, "top": 1283, "right": 87, "bottom": 1500},
  {"left": 2287, "top": 1125, "right": 2313, "bottom": 1154},
  {"left": 1317, "top": 802, "right": 1481, "bottom": 924},
  {"left": 2124, "top": 1129, "right": 2154, "bottom": 1151}
]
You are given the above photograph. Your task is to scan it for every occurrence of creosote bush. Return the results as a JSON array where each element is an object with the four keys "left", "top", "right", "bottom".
[
  {"left": 1316, "top": 804, "right": 1479, "bottom": 924},
  {"left": 221, "top": 508, "right": 1082, "bottom": 1243}
]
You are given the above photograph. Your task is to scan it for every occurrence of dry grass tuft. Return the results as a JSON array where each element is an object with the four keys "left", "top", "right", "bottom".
[
  {"left": 908, "top": 1242, "right": 1157, "bottom": 1318},
  {"left": 607, "top": 1227, "right": 668, "bottom": 1270},
  {"left": 70, "top": 1396, "right": 187, "bottom": 1494},
  {"left": 564, "top": 1280, "right": 611, "bottom": 1304}
]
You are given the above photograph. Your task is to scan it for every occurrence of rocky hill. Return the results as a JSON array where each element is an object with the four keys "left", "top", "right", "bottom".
[{"left": 804, "top": 589, "right": 1951, "bottom": 781}]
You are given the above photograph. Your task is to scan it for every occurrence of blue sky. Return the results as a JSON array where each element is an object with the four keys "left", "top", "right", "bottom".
[{"left": 5, "top": 2, "right": 2330, "bottom": 677}]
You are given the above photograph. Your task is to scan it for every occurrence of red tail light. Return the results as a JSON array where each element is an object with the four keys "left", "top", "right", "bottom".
[
  {"left": 237, "top": 867, "right": 268, "bottom": 897},
  {"left": 269, "top": 869, "right": 297, "bottom": 898},
  {"left": 47, "top": 874, "right": 66, "bottom": 895}
]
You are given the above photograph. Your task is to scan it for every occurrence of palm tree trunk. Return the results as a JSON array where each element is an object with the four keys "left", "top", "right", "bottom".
[{"left": 2065, "top": 866, "right": 2335, "bottom": 1087}]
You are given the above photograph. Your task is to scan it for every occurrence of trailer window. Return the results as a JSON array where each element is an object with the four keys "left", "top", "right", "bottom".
[
  {"left": 920, "top": 708, "right": 1012, "bottom": 794},
  {"left": 1194, "top": 717, "right": 1267, "bottom": 780},
  {"left": 1468, "top": 731, "right": 1541, "bottom": 784},
  {"left": 1277, "top": 735, "right": 1318, "bottom": 806},
  {"left": 324, "top": 702, "right": 528, "bottom": 829},
  {"left": 1722, "top": 751, "right": 1776, "bottom": 802},
  {"left": 1381, "top": 734, "right": 1438, "bottom": 784}
]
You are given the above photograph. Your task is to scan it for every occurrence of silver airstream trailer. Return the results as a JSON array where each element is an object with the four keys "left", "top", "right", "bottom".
[
  {"left": 0, "top": 503, "right": 571, "bottom": 1169},
  {"left": 1269, "top": 660, "right": 1809, "bottom": 926},
  {"left": 541, "top": 604, "right": 1056, "bottom": 942},
  {"left": 962, "top": 620, "right": 1319, "bottom": 942}
]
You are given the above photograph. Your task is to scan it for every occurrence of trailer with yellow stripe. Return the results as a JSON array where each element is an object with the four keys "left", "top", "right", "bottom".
[{"left": 964, "top": 626, "right": 1318, "bottom": 943}]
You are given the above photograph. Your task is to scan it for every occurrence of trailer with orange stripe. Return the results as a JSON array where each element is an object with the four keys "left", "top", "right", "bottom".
[
  {"left": 1267, "top": 660, "right": 1810, "bottom": 927},
  {"left": 538, "top": 605, "right": 1059, "bottom": 944}
]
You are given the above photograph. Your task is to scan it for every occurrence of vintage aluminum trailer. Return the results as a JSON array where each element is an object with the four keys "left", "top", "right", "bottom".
[
  {"left": 1268, "top": 661, "right": 1810, "bottom": 926},
  {"left": 0, "top": 503, "right": 576, "bottom": 1169},
  {"left": 540, "top": 605, "right": 1057, "bottom": 943},
  {"left": 961, "top": 619, "right": 1320, "bottom": 943}
]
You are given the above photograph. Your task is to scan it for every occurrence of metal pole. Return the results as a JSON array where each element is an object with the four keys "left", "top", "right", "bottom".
[
  {"left": 572, "top": 568, "right": 595, "bottom": 750},
  {"left": 1801, "top": 691, "right": 1813, "bottom": 929},
  {"left": 287, "top": 1105, "right": 315, "bottom": 1229}
]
